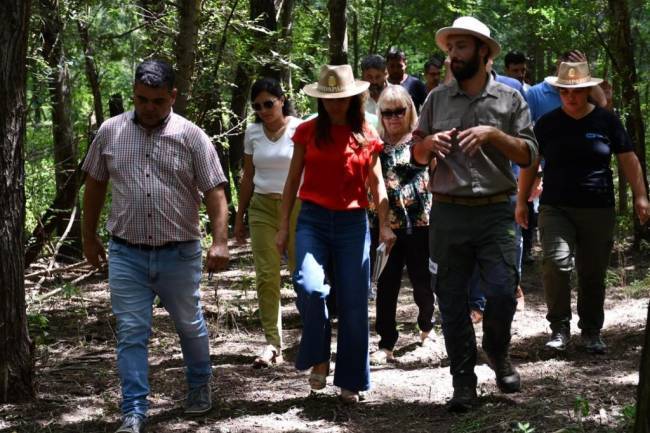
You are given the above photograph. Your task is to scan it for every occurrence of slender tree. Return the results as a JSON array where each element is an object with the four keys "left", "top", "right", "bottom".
[
  {"left": 0, "top": 0, "right": 34, "bottom": 403},
  {"left": 39, "top": 0, "right": 82, "bottom": 260},
  {"left": 77, "top": 16, "right": 104, "bottom": 127},
  {"left": 174, "top": 0, "right": 202, "bottom": 117},
  {"left": 607, "top": 0, "right": 648, "bottom": 247},
  {"left": 328, "top": 0, "right": 348, "bottom": 65}
]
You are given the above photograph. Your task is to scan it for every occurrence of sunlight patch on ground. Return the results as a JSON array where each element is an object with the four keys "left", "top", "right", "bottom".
[{"left": 211, "top": 407, "right": 345, "bottom": 433}]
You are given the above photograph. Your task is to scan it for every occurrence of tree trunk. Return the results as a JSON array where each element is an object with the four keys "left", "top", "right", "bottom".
[
  {"left": 250, "top": 0, "right": 281, "bottom": 80},
  {"left": 228, "top": 64, "right": 252, "bottom": 193},
  {"left": 350, "top": 6, "right": 359, "bottom": 74},
  {"left": 0, "top": 0, "right": 35, "bottom": 403},
  {"left": 173, "top": 0, "right": 201, "bottom": 117},
  {"left": 77, "top": 17, "right": 104, "bottom": 127},
  {"left": 608, "top": 0, "right": 648, "bottom": 247},
  {"left": 328, "top": 0, "right": 348, "bottom": 65},
  {"left": 40, "top": 0, "right": 82, "bottom": 261},
  {"left": 277, "top": 0, "right": 295, "bottom": 89},
  {"left": 635, "top": 301, "right": 650, "bottom": 433},
  {"left": 369, "top": 0, "right": 384, "bottom": 55}
]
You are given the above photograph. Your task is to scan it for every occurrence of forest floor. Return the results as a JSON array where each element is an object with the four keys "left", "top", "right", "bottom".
[{"left": 2, "top": 238, "right": 648, "bottom": 433}]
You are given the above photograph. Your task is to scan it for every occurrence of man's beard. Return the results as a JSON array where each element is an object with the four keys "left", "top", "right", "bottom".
[
  {"left": 369, "top": 82, "right": 386, "bottom": 98},
  {"left": 451, "top": 49, "right": 481, "bottom": 82}
]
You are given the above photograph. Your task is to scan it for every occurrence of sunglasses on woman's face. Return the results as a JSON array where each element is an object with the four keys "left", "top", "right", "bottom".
[
  {"left": 252, "top": 99, "right": 277, "bottom": 111},
  {"left": 380, "top": 107, "right": 407, "bottom": 118}
]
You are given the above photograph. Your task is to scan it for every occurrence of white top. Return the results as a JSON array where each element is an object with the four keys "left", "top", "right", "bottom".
[{"left": 244, "top": 116, "right": 301, "bottom": 194}]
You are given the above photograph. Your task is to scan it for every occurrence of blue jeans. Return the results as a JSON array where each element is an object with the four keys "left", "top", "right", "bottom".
[
  {"left": 293, "top": 201, "right": 371, "bottom": 392},
  {"left": 108, "top": 239, "right": 211, "bottom": 417},
  {"left": 468, "top": 196, "right": 522, "bottom": 312}
]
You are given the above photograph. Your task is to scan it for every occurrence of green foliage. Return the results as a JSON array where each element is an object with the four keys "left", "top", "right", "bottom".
[{"left": 27, "top": 312, "right": 50, "bottom": 346}]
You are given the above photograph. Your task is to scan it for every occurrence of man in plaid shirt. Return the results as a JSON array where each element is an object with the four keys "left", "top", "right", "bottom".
[{"left": 82, "top": 60, "right": 229, "bottom": 433}]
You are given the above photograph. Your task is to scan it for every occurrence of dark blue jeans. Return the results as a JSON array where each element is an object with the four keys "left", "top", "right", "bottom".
[{"left": 293, "top": 201, "right": 371, "bottom": 392}]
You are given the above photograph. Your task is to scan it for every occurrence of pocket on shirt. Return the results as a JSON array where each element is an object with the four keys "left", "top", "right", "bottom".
[
  {"left": 178, "top": 241, "right": 202, "bottom": 261},
  {"left": 432, "top": 118, "right": 461, "bottom": 133}
]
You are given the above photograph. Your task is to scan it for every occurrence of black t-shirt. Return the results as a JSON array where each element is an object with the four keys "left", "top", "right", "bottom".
[
  {"left": 535, "top": 106, "right": 634, "bottom": 208},
  {"left": 401, "top": 75, "right": 428, "bottom": 112}
]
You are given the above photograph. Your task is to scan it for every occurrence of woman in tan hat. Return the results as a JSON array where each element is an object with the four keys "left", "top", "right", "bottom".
[
  {"left": 516, "top": 61, "right": 649, "bottom": 354},
  {"left": 276, "top": 64, "right": 396, "bottom": 403}
]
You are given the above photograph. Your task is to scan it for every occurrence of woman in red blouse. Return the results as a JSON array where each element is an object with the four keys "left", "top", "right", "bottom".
[{"left": 276, "top": 65, "right": 395, "bottom": 403}]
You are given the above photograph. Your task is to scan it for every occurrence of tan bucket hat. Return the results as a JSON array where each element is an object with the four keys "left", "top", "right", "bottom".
[
  {"left": 544, "top": 62, "right": 603, "bottom": 88},
  {"left": 303, "top": 64, "right": 369, "bottom": 99},
  {"left": 436, "top": 16, "right": 501, "bottom": 58}
]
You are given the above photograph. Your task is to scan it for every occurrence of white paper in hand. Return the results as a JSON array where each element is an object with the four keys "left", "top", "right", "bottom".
[{"left": 372, "top": 243, "right": 389, "bottom": 282}]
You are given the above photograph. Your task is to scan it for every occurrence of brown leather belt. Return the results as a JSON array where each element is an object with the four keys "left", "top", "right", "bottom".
[{"left": 432, "top": 192, "right": 510, "bottom": 206}]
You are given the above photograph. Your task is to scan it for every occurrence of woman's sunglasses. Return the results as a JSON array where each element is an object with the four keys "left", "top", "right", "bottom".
[
  {"left": 380, "top": 107, "right": 407, "bottom": 118},
  {"left": 252, "top": 99, "right": 277, "bottom": 111}
]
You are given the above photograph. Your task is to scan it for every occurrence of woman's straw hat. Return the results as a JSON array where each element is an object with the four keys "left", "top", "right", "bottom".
[
  {"left": 303, "top": 64, "right": 369, "bottom": 99},
  {"left": 545, "top": 62, "right": 603, "bottom": 88}
]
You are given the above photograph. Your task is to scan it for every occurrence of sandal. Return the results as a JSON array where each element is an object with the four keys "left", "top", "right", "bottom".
[
  {"left": 340, "top": 388, "right": 360, "bottom": 404},
  {"left": 252, "top": 345, "right": 283, "bottom": 369},
  {"left": 308, "top": 362, "right": 329, "bottom": 390},
  {"left": 370, "top": 348, "right": 394, "bottom": 365}
]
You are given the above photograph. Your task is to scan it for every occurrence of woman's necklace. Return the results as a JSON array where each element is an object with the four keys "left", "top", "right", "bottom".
[{"left": 264, "top": 118, "right": 288, "bottom": 142}]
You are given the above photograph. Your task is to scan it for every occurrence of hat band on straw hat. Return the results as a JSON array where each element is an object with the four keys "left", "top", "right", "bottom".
[{"left": 556, "top": 76, "right": 592, "bottom": 86}]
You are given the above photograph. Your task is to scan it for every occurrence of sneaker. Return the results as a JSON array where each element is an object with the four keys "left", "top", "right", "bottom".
[
  {"left": 447, "top": 386, "right": 477, "bottom": 412},
  {"left": 486, "top": 354, "right": 521, "bottom": 393},
  {"left": 545, "top": 330, "right": 569, "bottom": 351},
  {"left": 184, "top": 383, "right": 212, "bottom": 415},
  {"left": 582, "top": 332, "right": 606, "bottom": 354},
  {"left": 370, "top": 348, "right": 394, "bottom": 365},
  {"left": 116, "top": 414, "right": 145, "bottom": 433},
  {"left": 252, "top": 344, "right": 283, "bottom": 368}
]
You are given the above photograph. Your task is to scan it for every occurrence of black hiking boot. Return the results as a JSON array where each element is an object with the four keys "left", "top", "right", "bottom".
[
  {"left": 486, "top": 354, "right": 521, "bottom": 393},
  {"left": 447, "top": 385, "right": 477, "bottom": 413},
  {"left": 582, "top": 331, "right": 606, "bottom": 354}
]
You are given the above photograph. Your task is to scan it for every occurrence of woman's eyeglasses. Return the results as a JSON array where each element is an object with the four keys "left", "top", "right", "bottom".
[
  {"left": 380, "top": 107, "right": 407, "bottom": 118},
  {"left": 252, "top": 99, "right": 277, "bottom": 111}
]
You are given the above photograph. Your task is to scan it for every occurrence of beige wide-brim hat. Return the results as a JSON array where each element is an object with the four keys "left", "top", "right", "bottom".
[
  {"left": 436, "top": 16, "right": 501, "bottom": 58},
  {"left": 545, "top": 61, "right": 603, "bottom": 88},
  {"left": 303, "top": 64, "right": 370, "bottom": 99}
]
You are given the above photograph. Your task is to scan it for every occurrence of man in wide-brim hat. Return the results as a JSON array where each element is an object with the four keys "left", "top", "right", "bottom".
[{"left": 412, "top": 16, "right": 538, "bottom": 412}]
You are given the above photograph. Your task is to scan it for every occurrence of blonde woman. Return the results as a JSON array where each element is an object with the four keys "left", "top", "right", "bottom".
[{"left": 368, "top": 85, "right": 434, "bottom": 364}]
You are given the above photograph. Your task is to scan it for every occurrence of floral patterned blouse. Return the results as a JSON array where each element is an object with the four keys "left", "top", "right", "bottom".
[{"left": 369, "top": 137, "right": 431, "bottom": 230}]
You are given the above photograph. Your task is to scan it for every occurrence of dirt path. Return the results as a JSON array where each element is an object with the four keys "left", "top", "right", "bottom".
[{"left": 1, "top": 242, "right": 646, "bottom": 432}]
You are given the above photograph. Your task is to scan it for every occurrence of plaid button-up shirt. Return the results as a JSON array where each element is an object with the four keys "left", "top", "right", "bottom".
[{"left": 82, "top": 110, "right": 227, "bottom": 245}]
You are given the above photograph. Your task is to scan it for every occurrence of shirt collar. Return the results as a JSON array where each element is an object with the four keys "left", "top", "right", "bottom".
[
  {"left": 450, "top": 73, "right": 498, "bottom": 99},
  {"left": 130, "top": 109, "right": 174, "bottom": 130}
]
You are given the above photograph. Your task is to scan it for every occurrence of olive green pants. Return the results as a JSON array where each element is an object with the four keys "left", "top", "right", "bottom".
[
  {"left": 538, "top": 205, "right": 615, "bottom": 334},
  {"left": 428, "top": 201, "right": 518, "bottom": 388},
  {"left": 249, "top": 193, "right": 300, "bottom": 348}
]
